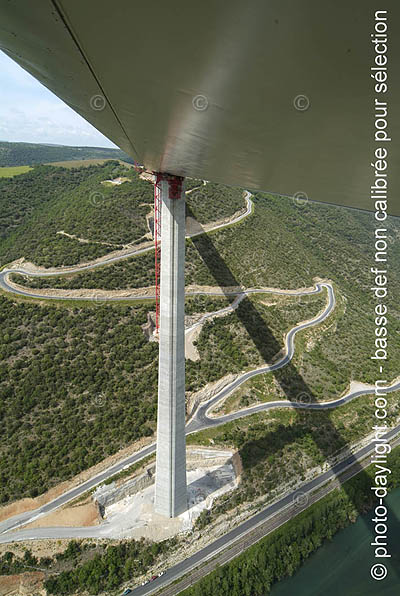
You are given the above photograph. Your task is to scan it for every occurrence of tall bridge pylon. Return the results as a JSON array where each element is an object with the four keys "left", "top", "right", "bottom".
[{"left": 154, "top": 173, "right": 188, "bottom": 518}]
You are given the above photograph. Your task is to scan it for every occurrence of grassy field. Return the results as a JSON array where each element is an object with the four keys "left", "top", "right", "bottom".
[
  {"left": 44, "top": 158, "right": 133, "bottom": 169},
  {"left": 0, "top": 165, "right": 32, "bottom": 177}
]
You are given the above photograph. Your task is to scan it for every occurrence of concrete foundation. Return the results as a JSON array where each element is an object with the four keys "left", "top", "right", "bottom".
[
  {"left": 102, "top": 449, "right": 237, "bottom": 541},
  {"left": 154, "top": 175, "right": 188, "bottom": 517}
]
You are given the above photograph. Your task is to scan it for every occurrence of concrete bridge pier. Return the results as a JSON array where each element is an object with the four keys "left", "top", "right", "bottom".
[{"left": 154, "top": 174, "right": 188, "bottom": 518}]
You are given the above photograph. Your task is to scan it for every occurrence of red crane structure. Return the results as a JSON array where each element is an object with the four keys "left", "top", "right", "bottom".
[{"left": 153, "top": 174, "right": 163, "bottom": 333}]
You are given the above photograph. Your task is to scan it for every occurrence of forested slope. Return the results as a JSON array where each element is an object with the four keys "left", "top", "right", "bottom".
[
  {"left": 19, "top": 194, "right": 400, "bottom": 398},
  {"left": 1, "top": 145, "right": 400, "bottom": 595},
  {"left": 0, "top": 140, "right": 130, "bottom": 167},
  {"left": 0, "top": 291, "right": 325, "bottom": 503},
  {"left": 0, "top": 161, "right": 153, "bottom": 267},
  {"left": 1, "top": 162, "right": 246, "bottom": 267}
]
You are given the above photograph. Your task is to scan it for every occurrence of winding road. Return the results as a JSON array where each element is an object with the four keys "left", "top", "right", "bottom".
[
  {"left": 0, "top": 185, "right": 399, "bottom": 596},
  {"left": 0, "top": 280, "right": 399, "bottom": 543},
  {"left": 0, "top": 191, "right": 252, "bottom": 301}
]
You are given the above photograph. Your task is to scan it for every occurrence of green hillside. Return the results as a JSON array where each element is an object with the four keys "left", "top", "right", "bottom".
[
  {"left": 0, "top": 140, "right": 131, "bottom": 167},
  {"left": 186, "top": 181, "right": 245, "bottom": 223},
  {"left": 28, "top": 193, "right": 400, "bottom": 295},
  {"left": 18, "top": 193, "right": 400, "bottom": 399},
  {"left": 0, "top": 291, "right": 325, "bottom": 503},
  {"left": 0, "top": 161, "right": 153, "bottom": 266},
  {"left": 3, "top": 179, "right": 400, "bottom": 501},
  {"left": 0, "top": 162, "right": 246, "bottom": 268},
  {"left": 2, "top": 153, "right": 400, "bottom": 596}
]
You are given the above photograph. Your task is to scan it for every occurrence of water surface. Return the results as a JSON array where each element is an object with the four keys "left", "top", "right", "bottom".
[{"left": 270, "top": 487, "right": 400, "bottom": 595}]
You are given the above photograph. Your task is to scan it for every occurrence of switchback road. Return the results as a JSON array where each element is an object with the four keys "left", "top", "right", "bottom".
[{"left": 1, "top": 282, "right": 399, "bottom": 541}]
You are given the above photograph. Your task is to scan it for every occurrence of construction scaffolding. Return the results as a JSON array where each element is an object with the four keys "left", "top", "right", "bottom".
[{"left": 154, "top": 174, "right": 163, "bottom": 332}]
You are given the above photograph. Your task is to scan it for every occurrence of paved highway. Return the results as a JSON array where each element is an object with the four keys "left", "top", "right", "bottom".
[
  {"left": 0, "top": 280, "right": 328, "bottom": 537},
  {"left": 1, "top": 189, "right": 399, "bottom": 591},
  {"left": 121, "top": 425, "right": 400, "bottom": 596},
  {"left": 188, "top": 282, "right": 334, "bottom": 431}
]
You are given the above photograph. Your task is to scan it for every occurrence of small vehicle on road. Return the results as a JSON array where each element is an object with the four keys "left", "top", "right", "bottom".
[
  {"left": 122, "top": 590, "right": 132, "bottom": 595},
  {"left": 150, "top": 575, "right": 158, "bottom": 581}
]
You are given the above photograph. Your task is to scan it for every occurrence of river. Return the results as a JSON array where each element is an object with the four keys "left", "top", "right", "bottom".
[{"left": 270, "top": 487, "right": 400, "bottom": 595}]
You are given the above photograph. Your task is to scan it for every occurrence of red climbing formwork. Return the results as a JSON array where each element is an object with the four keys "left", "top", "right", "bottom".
[{"left": 154, "top": 174, "right": 163, "bottom": 333}]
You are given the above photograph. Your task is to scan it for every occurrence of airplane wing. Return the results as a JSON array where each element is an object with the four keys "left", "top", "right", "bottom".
[{"left": 0, "top": 0, "right": 399, "bottom": 214}]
